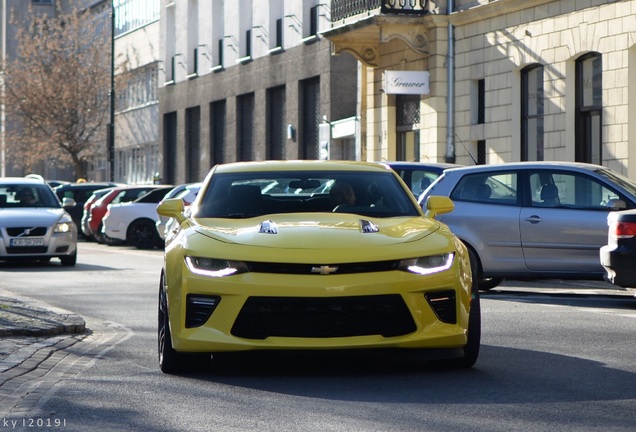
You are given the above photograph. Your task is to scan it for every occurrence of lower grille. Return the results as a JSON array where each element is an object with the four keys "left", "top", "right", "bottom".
[
  {"left": 6, "top": 247, "right": 48, "bottom": 254},
  {"left": 231, "top": 294, "right": 416, "bottom": 339}
]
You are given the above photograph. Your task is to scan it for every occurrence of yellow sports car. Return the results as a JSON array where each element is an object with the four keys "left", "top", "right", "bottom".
[{"left": 157, "top": 161, "right": 479, "bottom": 373}]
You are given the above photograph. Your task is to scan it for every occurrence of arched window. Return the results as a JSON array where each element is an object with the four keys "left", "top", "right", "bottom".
[
  {"left": 575, "top": 53, "right": 602, "bottom": 164},
  {"left": 521, "top": 64, "right": 544, "bottom": 161}
]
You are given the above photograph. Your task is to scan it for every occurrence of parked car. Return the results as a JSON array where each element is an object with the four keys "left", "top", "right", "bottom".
[
  {"left": 0, "top": 178, "right": 78, "bottom": 266},
  {"left": 600, "top": 209, "right": 636, "bottom": 288},
  {"left": 54, "top": 182, "right": 119, "bottom": 239},
  {"left": 384, "top": 161, "right": 461, "bottom": 196},
  {"left": 85, "top": 185, "right": 162, "bottom": 244},
  {"left": 101, "top": 186, "right": 174, "bottom": 249},
  {"left": 419, "top": 161, "right": 636, "bottom": 290},
  {"left": 80, "top": 187, "right": 115, "bottom": 240},
  {"left": 156, "top": 160, "right": 479, "bottom": 374},
  {"left": 156, "top": 183, "right": 201, "bottom": 242}
]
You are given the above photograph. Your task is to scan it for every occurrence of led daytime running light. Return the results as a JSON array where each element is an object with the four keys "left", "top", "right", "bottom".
[
  {"left": 401, "top": 253, "right": 454, "bottom": 275},
  {"left": 185, "top": 256, "right": 246, "bottom": 277}
]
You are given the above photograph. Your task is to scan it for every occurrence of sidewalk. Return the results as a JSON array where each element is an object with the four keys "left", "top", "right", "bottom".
[{"left": 0, "top": 295, "right": 85, "bottom": 369}]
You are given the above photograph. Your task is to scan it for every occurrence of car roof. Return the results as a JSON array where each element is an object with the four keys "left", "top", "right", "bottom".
[
  {"left": 0, "top": 177, "right": 51, "bottom": 186},
  {"left": 382, "top": 161, "right": 461, "bottom": 169},
  {"left": 54, "top": 182, "right": 119, "bottom": 190},
  {"left": 212, "top": 160, "right": 394, "bottom": 174},
  {"left": 442, "top": 161, "right": 608, "bottom": 174}
]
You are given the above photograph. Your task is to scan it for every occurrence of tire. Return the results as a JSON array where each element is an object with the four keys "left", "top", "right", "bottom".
[
  {"left": 94, "top": 223, "right": 105, "bottom": 244},
  {"left": 449, "top": 292, "right": 481, "bottom": 368},
  {"left": 158, "top": 273, "right": 183, "bottom": 374},
  {"left": 466, "top": 246, "right": 504, "bottom": 291},
  {"left": 60, "top": 250, "right": 77, "bottom": 266},
  {"left": 128, "top": 219, "right": 160, "bottom": 249}
]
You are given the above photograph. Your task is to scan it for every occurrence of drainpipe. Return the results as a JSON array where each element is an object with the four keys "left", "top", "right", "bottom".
[{"left": 445, "top": 0, "right": 455, "bottom": 163}]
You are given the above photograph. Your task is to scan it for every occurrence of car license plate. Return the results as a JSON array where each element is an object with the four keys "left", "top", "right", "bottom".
[{"left": 10, "top": 238, "right": 45, "bottom": 247}]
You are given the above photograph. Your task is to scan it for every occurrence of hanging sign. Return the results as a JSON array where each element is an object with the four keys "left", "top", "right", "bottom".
[{"left": 384, "top": 71, "right": 430, "bottom": 95}]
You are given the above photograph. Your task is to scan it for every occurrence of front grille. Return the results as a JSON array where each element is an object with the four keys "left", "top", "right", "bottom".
[
  {"left": 425, "top": 290, "right": 457, "bottom": 324},
  {"left": 6, "top": 227, "right": 48, "bottom": 236},
  {"left": 231, "top": 294, "right": 416, "bottom": 339},
  {"left": 246, "top": 260, "right": 401, "bottom": 275}
]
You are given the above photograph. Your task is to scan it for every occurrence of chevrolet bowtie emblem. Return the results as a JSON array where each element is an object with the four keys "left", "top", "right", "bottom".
[{"left": 311, "top": 265, "right": 338, "bottom": 275}]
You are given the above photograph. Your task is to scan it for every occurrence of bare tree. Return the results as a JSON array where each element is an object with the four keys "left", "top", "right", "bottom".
[{"left": 2, "top": 2, "right": 113, "bottom": 180}]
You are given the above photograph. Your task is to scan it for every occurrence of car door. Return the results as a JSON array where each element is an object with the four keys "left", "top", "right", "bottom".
[
  {"left": 438, "top": 170, "right": 525, "bottom": 274},
  {"left": 519, "top": 169, "right": 618, "bottom": 274}
]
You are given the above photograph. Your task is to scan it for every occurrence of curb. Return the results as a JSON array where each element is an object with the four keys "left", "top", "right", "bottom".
[{"left": 0, "top": 296, "right": 86, "bottom": 337}]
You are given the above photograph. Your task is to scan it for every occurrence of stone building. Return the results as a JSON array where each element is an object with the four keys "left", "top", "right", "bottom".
[
  {"left": 324, "top": 0, "right": 636, "bottom": 178},
  {"left": 157, "top": 0, "right": 358, "bottom": 184}
]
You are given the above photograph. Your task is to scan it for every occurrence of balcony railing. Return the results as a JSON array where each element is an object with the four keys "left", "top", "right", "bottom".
[{"left": 331, "top": 0, "right": 431, "bottom": 22}]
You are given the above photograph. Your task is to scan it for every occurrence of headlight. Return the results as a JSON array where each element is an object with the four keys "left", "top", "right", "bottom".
[
  {"left": 54, "top": 222, "right": 72, "bottom": 233},
  {"left": 399, "top": 253, "right": 454, "bottom": 275},
  {"left": 185, "top": 256, "right": 248, "bottom": 277}
]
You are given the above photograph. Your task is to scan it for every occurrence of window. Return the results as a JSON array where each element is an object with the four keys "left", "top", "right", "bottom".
[
  {"left": 210, "top": 100, "right": 226, "bottom": 165},
  {"left": 396, "top": 95, "right": 421, "bottom": 161},
  {"left": 521, "top": 64, "right": 544, "bottom": 161},
  {"left": 529, "top": 171, "right": 619, "bottom": 210},
  {"left": 114, "top": 0, "right": 160, "bottom": 36},
  {"left": 185, "top": 107, "right": 201, "bottom": 182},
  {"left": 300, "top": 77, "right": 321, "bottom": 159},
  {"left": 575, "top": 53, "right": 602, "bottom": 164},
  {"left": 477, "top": 79, "right": 485, "bottom": 124},
  {"left": 237, "top": 93, "right": 255, "bottom": 161},
  {"left": 451, "top": 173, "right": 518, "bottom": 206},
  {"left": 32, "top": 0, "right": 54, "bottom": 4},
  {"left": 267, "top": 86, "right": 286, "bottom": 159}
]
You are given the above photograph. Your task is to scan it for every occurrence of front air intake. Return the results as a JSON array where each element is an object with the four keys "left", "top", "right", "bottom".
[
  {"left": 425, "top": 290, "right": 457, "bottom": 324},
  {"left": 185, "top": 294, "right": 221, "bottom": 328}
]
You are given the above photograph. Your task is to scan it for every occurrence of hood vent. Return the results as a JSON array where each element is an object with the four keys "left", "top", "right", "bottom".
[
  {"left": 360, "top": 219, "right": 379, "bottom": 233},
  {"left": 259, "top": 220, "right": 278, "bottom": 234}
]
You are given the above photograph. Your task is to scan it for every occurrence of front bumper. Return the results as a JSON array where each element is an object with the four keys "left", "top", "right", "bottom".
[
  {"left": 166, "top": 264, "right": 472, "bottom": 353},
  {"left": 600, "top": 244, "right": 636, "bottom": 288},
  {"left": 0, "top": 227, "right": 77, "bottom": 261}
]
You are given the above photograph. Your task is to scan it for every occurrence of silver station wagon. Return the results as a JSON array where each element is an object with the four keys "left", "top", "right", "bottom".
[{"left": 419, "top": 162, "right": 636, "bottom": 290}]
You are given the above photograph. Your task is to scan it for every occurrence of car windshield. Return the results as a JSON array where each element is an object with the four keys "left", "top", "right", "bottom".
[
  {"left": 196, "top": 170, "right": 420, "bottom": 218},
  {"left": 0, "top": 184, "right": 61, "bottom": 208},
  {"left": 597, "top": 167, "right": 636, "bottom": 197}
]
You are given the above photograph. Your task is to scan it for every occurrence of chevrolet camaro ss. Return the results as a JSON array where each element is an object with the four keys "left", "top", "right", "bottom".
[{"left": 157, "top": 161, "right": 480, "bottom": 373}]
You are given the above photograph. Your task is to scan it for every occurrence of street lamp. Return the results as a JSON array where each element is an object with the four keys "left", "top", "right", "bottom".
[{"left": 107, "top": 1, "right": 115, "bottom": 182}]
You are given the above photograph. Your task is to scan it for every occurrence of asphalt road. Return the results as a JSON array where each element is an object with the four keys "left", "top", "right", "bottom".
[{"left": 0, "top": 242, "right": 635, "bottom": 432}]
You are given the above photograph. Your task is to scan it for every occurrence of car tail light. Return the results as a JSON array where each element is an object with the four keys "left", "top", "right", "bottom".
[{"left": 611, "top": 221, "right": 636, "bottom": 239}]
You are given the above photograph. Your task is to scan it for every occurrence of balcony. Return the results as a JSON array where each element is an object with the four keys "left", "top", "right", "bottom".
[
  {"left": 324, "top": 0, "right": 436, "bottom": 67},
  {"left": 331, "top": 0, "right": 432, "bottom": 23}
]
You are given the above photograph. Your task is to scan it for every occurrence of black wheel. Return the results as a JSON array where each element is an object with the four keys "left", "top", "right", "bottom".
[
  {"left": 449, "top": 292, "right": 481, "bottom": 368},
  {"left": 128, "top": 219, "right": 160, "bottom": 249},
  {"left": 60, "top": 250, "right": 77, "bottom": 266},
  {"left": 467, "top": 246, "right": 503, "bottom": 291},
  {"left": 94, "top": 223, "right": 105, "bottom": 244},
  {"left": 158, "top": 272, "right": 183, "bottom": 374}
]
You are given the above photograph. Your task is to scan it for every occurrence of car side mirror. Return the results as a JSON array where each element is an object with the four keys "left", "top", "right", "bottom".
[
  {"left": 62, "top": 197, "right": 76, "bottom": 208},
  {"left": 157, "top": 198, "right": 186, "bottom": 223},
  {"left": 607, "top": 198, "right": 627, "bottom": 211},
  {"left": 425, "top": 195, "right": 454, "bottom": 218}
]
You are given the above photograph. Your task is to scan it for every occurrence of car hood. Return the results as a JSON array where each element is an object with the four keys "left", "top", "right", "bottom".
[
  {"left": 192, "top": 213, "right": 441, "bottom": 248},
  {"left": 0, "top": 208, "right": 69, "bottom": 227}
]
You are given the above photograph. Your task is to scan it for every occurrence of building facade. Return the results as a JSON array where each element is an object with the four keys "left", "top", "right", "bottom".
[
  {"left": 324, "top": 0, "right": 636, "bottom": 178},
  {"left": 111, "top": 0, "right": 161, "bottom": 184},
  {"left": 157, "top": 0, "right": 358, "bottom": 185}
]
